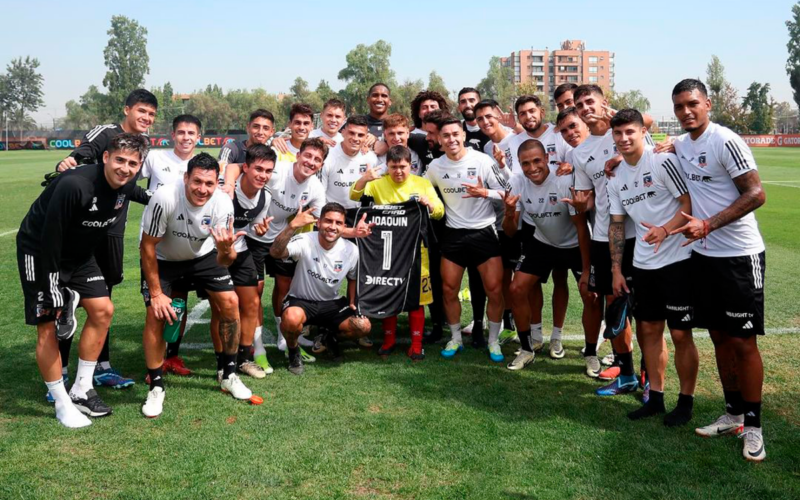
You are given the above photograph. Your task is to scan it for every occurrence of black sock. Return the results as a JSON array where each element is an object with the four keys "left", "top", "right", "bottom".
[
  {"left": 677, "top": 392, "right": 694, "bottom": 410},
  {"left": 743, "top": 400, "right": 762, "bottom": 428},
  {"left": 58, "top": 337, "right": 73, "bottom": 369},
  {"left": 237, "top": 345, "right": 252, "bottom": 366},
  {"left": 723, "top": 390, "right": 745, "bottom": 416},
  {"left": 288, "top": 346, "right": 300, "bottom": 361},
  {"left": 628, "top": 390, "right": 665, "bottom": 420},
  {"left": 664, "top": 393, "right": 694, "bottom": 427},
  {"left": 518, "top": 330, "right": 533, "bottom": 353},
  {"left": 215, "top": 351, "right": 224, "bottom": 372},
  {"left": 584, "top": 342, "right": 597, "bottom": 357},
  {"left": 222, "top": 353, "right": 237, "bottom": 379},
  {"left": 618, "top": 351, "right": 634, "bottom": 376},
  {"left": 148, "top": 367, "right": 164, "bottom": 390},
  {"left": 166, "top": 337, "right": 183, "bottom": 359},
  {"left": 98, "top": 329, "right": 111, "bottom": 363},
  {"left": 473, "top": 321, "right": 484, "bottom": 335},
  {"left": 502, "top": 309, "right": 514, "bottom": 331}
]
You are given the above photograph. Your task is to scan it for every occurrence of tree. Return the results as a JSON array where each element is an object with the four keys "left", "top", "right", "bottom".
[
  {"left": 742, "top": 82, "right": 774, "bottom": 134},
  {"left": 338, "top": 40, "right": 396, "bottom": 114},
  {"left": 150, "top": 82, "right": 178, "bottom": 134},
  {"left": 427, "top": 71, "right": 453, "bottom": 108},
  {"left": 607, "top": 89, "right": 651, "bottom": 113},
  {"left": 4, "top": 56, "right": 45, "bottom": 136},
  {"left": 515, "top": 81, "right": 556, "bottom": 123},
  {"left": 786, "top": 3, "right": 800, "bottom": 123},
  {"left": 315, "top": 80, "right": 338, "bottom": 104},
  {"left": 185, "top": 90, "right": 236, "bottom": 132},
  {"left": 712, "top": 82, "right": 748, "bottom": 133},
  {"left": 391, "top": 78, "right": 425, "bottom": 122},
  {"left": 103, "top": 15, "right": 150, "bottom": 121},
  {"left": 477, "top": 57, "right": 515, "bottom": 110},
  {"left": 706, "top": 55, "right": 726, "bottom": 96},
  {"left": 62, "top": 85, "right": 108, "bottom": 129},
  {"left": 774, "top": 101, "right": 798, "bottom": 133}
]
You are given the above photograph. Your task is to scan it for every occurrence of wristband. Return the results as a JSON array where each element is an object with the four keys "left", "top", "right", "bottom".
[
  {"left": 660, "top": 226, "right": 669, "bottom": 239},
  {"left": 702, "top": 219, "right": 710, "bottom": 237}
]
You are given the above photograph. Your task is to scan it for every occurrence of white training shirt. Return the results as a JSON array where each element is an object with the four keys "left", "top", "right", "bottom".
[
  {"left": 672, "top": 122, "right": 765, "bottom": 258},
  {"left": 320, "top": 144, "right": 378, "bottom": 209},
  {"left": 376, "top": 148, "right": 422, "bottom": 176},
  {"left": 255, "top": 161, "right": 326, "bottom": 243},
  {"left": 287, "top": 232, "right": 359, "bottom": 302},
  {"left": 608, "top": 147, "right": 692, "bottom": 270},
  {"left": 233, "top": 175, "right": 272, "bottom": 253},
  {"left": 510, "top": 172, "right": 578, "bottom": 248},
  {"left": 508, "top": 124, "right": 572, "bottom": 175},
  {"left": 140, "top": 149, "right": 191, "bottom": 191},
  {"left": 425, "top": 148, "right": 510, "bottom": 230},
  {"left": 572, "top": 129, "right": 636, "bottom": 242},
  {"left": 483, "top": 132, "right": 520, "bottom": 175},
  {"left": 142, "top": 179, "right": 234, "bottom": 262},
  {"left": 309, "top": 127, "right": 344, "bottom": 144}
]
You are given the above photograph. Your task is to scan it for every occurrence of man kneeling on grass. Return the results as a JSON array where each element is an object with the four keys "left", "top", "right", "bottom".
[{"left": 269, "top": 202, "right": 372, "bottom": 374}]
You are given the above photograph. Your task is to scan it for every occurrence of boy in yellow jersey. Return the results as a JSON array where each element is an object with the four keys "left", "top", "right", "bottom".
[{"left": 349, "top": 145, "right": 444, "bottom": 359}]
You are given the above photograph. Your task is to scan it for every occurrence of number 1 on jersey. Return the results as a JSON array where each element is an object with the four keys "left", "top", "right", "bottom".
[{"left": 381, "top": 231, "right": 392, "bottom": 270}]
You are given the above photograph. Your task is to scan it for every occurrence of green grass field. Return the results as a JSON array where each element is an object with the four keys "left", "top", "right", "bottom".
[{"left": 0, "top": 149, "right": 798, "bottom": 500}]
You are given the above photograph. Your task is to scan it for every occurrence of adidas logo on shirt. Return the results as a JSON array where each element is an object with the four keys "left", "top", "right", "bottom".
[
  {"left": 177, "top": 214, "right": 185, "bottom": 221},
  {"left": 587, "top": 156, "right": 595, "bottom": 163},
  {"left": 681, "top": 314, "right": 691, "bottom": 322},
  {"left": 89, "top": 197, "right": 98, "bottom": 212},
  {"left": 742, "top": 321, "right": 753, "bottom": 330},
  {"left": 443, "top": 173, "right": 450, "bottom": 179},
  {"left": 621, "top": 184, "right": 628, "bottom": 191}
]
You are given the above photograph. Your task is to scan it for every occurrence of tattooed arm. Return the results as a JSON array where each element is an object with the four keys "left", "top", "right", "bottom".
[
  {"left": 709, "top": 171, "right": 766, "bottom": 231},
  {"left": 609, "top": 214, "right": 629, "bottom": 298}
]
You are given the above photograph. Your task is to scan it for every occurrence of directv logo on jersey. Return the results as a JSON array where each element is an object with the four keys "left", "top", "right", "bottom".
[
  {"left": 643, "top": 174, "right": 653, "bottom": 187},
  {"left": 114, "top": 194, "right": 126, "bottom": 209},
  {"left": 365, "top": 275, "right": 405, "bottom": 286}
]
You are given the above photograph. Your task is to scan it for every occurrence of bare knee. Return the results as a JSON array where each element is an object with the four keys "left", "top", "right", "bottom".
[
  {"left": 281, "top": 308, "right": 305, "bottom": 333},
  {"left": 214, "top": 292, "right": 239, "bottom": 319}
]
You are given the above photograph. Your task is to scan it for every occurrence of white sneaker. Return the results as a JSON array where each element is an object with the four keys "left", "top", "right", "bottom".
[
  {"left": 220, "top": 373, "right": 252, "bottom": 400},
  {"left": 142, "top": 387, "right": 165, "bottom": 418},
  {"left": 695, "top": 413, "right": 744, "bottom": 438},
  {"left": 462, "top": 321, "right": 475, "bottom": 335},
  {"left": 739, "top": 426, "right": 766, "bottom": 462},
  {"left": 585, "top": 356, "right": 601, "bottom": 378},
  {"left": 549, "top": 339, "right": 565, "bottom": 359},
  {"left": 601, "top": 353, "right": 616, "bottom": 367},
  {"left": 216, "top": 369, "right": 223, "bottom": 384},
  {"left": 531, "top": 339, "right": 544, "bottom": 353},
  {"left": 507, "top": 350, "right": 535, "bottom": 371},
  {"left": 238, "top": 361, "right": 266, "bottom": 379}
]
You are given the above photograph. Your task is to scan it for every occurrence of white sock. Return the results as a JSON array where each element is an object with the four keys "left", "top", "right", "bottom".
[
  {"left": 70, "top": 358, "right": 96, "bottom": 399},
  {"left": 276, "top": 317, "right": 287, "bottom": 351},
  {"left": 531, "top": 323, "right": 544, "bottom": 343},
  {"left": 551, "top": 326, "right": 563, "bottom": 341},
  {"left": 46, "top": 379, "right": 91, "bottom": 428},
  {"left": 253, "top": 326, "right": 266, "bottom": 356},
  {"left": 449, "top": 323, "right": 462, "bottom": 344},
  {"left": 488, "top": 321, "right": 502, "bottom": 345},
  {"left": 99, "top": 361, "right": 111, "bottom": 371}
]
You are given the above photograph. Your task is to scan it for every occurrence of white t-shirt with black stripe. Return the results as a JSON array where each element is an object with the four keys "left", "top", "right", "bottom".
[
  {"left": 287, "top": 232, "right": 359, "bottom": 302},
  {"left": 255, "top": 161, "right": 326, "bottom": 243},
  {"left": 510, "top": 172, "right": 578, "bottom": 248},
  {"left": 672, "top": 122, "right": 765, "bottom": 258},
  {"left": 608, "top": 147, "right": 691, "bottom": 270},
  {"left": 508, "top": 124, "right": 572, "bottom": 175},
  {"left": 320, "top": 144, "right": 378, "bottom": 209},
  {"left": 425, "top": 148, "right": 510, "bottom": 230}
]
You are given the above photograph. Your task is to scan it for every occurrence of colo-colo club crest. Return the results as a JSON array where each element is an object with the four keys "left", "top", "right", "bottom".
[{"left": 333, "top": 261, "right": 343, "bottom": 272}]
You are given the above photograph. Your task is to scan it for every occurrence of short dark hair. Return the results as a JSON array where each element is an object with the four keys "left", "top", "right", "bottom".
[
  {"left": 411, "top": 91, "right": 450, "bottom": 128},
  {"left": 299, "top": 137, "right": 329, "bottom": 160},
  {"left": 187, "top": 152, "right": 220, "bottom": 176},
  {"left": 514, "top": 94, "right": 543, "bottom": 114},
  {"left": 345, "top": 115, "right": 369, "bottom": 129},
  {"left": 245, "top": 144, "right": 277, "bottom": 166},
  {"left": 672, "top": 79, "right": 708, "bottom": 98},
  {"left": 474, "top": 99, "right": 501, "bottom": 116},
  {"left": 573, "top": 84, "right": 605, "bottom": 103},
  {"left": 368, "top": 83, "right": 391, "bottom": 96},
  {"left": 108, "top": 133, "right": 149, "bottom": 161},
  {"left": 289, "top": 103, "right": 314, "bottom": 123},
  {"left": 172, "top": 114, "right": 202, "bottom": 132},
  {"left": 553, "top": 83, "right": 578, "bottom": 102},
  {"left": 609, "top": 108, "right": 645, "bottom": 128},
  {"left": 124, "top": 89, "right": 158, "bottom": 109},
  {"left": 421, "top": 109, "right": 452, "bottom": 128},
  {"left": 323, "top": 98, "right": 346, "bottom": 112},
  {"left": 556, "top": 107, "right": 580, "bottom": 126},
  {"left": 517, "top": 138, "right": 546, "bottom": 158},
  {"left": 249, "top": 109, "right": 275, "bottom": 124},
  {"left": 458, "top": 87, "right": 481, "bottom": 100},
  {"left": 386, "top": 145, "right": 412, "bottom": 165},
  {"left": 437, "top": 116, "right": 462, "bottom": 131},
  {"left": 320, "top": 202, "right": 346, "bottom": 220}
]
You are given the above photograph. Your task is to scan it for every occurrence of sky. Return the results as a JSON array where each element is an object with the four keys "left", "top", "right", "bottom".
[{"left": 0, "top": 0, "right": 796, "bottom": 126}]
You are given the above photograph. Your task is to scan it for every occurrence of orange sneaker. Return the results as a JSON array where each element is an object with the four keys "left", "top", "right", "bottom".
[
  {"left": 163, "top": 356, "right": 192, "bottom": 376},
  {"left": 598, "top": 366, "right": 620, "bottom": 381}
]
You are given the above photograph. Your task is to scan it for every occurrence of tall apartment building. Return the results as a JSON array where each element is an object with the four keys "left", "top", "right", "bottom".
[{"left": 500, "top": 40, "right": 615, "bottom": 105}]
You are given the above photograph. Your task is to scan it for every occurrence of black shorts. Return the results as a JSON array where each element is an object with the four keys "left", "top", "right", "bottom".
[
  {"left": 245, "top": 236, "right": 297, "bottom": 280},
  {"left": 17, "top": 246, "right": 109, "bottom": 326},
  {"left": 632, "top": 259, "right": 693, "bottom": 330},
  {"left": 141, "top": 251, "right": 234, "bottom": 306},
  {"left": 229, "top": 250, "right": 258, "bottom": 287},
  {"left": 691, "top": 251, "right": 765, "bottom": 337},
  {"left": 517, "top": 237, "right": 582, "bottom": 283},
  {"left": 589, "top": 238, "right": 635, "bottom": 296},
  {"left": 94, "top": 234, "right": 124, "bottom": 287},
  {"left": 498, "top": 231, "right": 522, "bottom": 269},
  {"left": 441, "top": 225, "right": 501, "bottom": 269},
  {"left": 282, "top": 295, "right": 356, "bottom": 328}
]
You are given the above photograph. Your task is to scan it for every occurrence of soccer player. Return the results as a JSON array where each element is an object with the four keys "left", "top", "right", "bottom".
[
  {"left": 556, "top": 107, "right": 590, "bottom": 151},
  {"left": 607, "top": 109, "right": 699, "bottom": 425},
  {"left": 366, "top": 83, "right": 392, "bottom": 142},
  {"left": 18, "top": 133, "right": 149, "bottom": 427},
  {"left": 140, "top": 153, "right": 252, "bottom": 418},
  {"left": 246, "top": 138, "right": 327, "bottom": 359},
  {"left": 554, "top": 83, "right": 578, "bottom": 112},
  {"left": 269, "top": 203, "right": 372, "bottom": 374},
  {"left": 670, "top": 79, "right": 767, "bottom": 461},
  {"left": 410, "top": 90, "right": 450, "bottom": 137},
  {"left": 320, "top": 115, "right": 378, "bottom": 210},
  {"left": 502, "top": 139, "right": 594, "bottom": 370},
  {"left": 375, "top": 114, "right": 422, "bottom": 175},
  {"left": 220, "top": 109, "right": 276, "bottom": 195},
  {"left": 568, "top": 84, "right": 639, "bottom": 383},
  {"left": 138, "top": 114, "right": 202, "bottom": 377},
  {"left": 51, "top": 89, "right": 158, "bottom": 395},
  {"left": 309, "top": 98, "right": 347, "bottom": 146},
  {"left": 350, "top": 145, "right": 445, "bottom": 360},
  {"left": 457, "top": 87, "right": 491, "bottom": 152},
  {"left": 425, "top": 116, "right": 510, "bottom": 361}
]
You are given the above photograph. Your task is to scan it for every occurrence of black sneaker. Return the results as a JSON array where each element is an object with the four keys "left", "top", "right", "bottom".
[
  {"left": 287, "top": 349, "right": 304, "bottom": 375},
  {"left": 70, "top": 389, "right": 112, "bottom": 417},
  {"left": 56, "top": 288, "right": 80, "bottom": 341}
]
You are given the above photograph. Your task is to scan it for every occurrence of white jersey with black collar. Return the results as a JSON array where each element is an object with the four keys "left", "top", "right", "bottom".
[
  {"left": 287, "top": 232, "right": 359, "bottom": 302},
  {"left": 320, "top": 144, "right": 378, "bottom": 209}
]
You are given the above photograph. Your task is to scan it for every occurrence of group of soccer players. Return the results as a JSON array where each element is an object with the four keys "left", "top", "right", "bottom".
[{"left": 17, "top": 78, "right": 769, "bottom": 462}]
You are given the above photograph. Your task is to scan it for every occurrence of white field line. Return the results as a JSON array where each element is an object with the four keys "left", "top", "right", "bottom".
[
  {"left": 0, "top": 229, "right": 18, "bottom": 237},
  {"left": 763, "top": 180, "right": 800, "bottom": 189}
]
